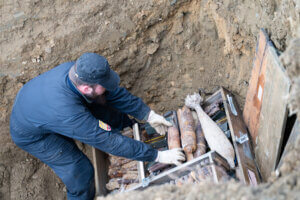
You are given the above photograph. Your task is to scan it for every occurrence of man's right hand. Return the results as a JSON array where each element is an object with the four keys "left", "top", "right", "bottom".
[
  {"left": 155, "top": 148, "right": 186, "bottom": 166},
  {"left": 146, "top": 110, "right": 172, "bottom": 136}
]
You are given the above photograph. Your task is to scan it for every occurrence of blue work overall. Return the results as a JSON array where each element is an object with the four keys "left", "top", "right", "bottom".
[{"left": 10, "top": 62, "right": 158, "bottom": 200}]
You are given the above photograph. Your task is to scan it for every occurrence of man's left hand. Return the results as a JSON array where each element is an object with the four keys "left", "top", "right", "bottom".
[{"left": 147, "top": 110, "right": 172, "bottom": 135}]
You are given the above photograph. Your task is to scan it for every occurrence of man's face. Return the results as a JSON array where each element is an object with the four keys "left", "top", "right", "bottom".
[
  {"left": 92, "top": 84, "right": 106, "bottom": 96},
  {"left": 78, "top": 84, "right": 106, "bottom": 99}
]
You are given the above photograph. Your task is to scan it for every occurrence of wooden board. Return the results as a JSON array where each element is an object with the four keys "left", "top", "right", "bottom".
[
  {"left": 221, "top": 88, "right": 260, "bottom": 185},
  {"left": 277, "top": 119, "right": 300, "bottom": 169},
  {"left": 255, "top": 44, "right": 291, "bottom": 180},
  {"left": 133, "top": 123, "right": 146, "bottom": 183},
  {"left": 92, "top": 148, "right": 109, "bottom": 196},
  {"left": 243, "top": 29, "right": 270, "bottom": 145}
]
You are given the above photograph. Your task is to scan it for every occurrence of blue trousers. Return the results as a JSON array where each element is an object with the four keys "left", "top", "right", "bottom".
[{"left": 11, "top": 104, "right": 133, "bottom": 200}]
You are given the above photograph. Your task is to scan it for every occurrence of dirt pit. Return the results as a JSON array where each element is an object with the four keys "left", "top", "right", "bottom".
[{"left": 0, "top": 0, "right": 299, "bottom": 199}]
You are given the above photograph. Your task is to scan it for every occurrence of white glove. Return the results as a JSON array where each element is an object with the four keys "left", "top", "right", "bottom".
[
  {"left": 147, "top": 110, "right": 172, "bottom": 135},
  {"left": 155, "top": 148, "right": 186, "bottom": 166}
]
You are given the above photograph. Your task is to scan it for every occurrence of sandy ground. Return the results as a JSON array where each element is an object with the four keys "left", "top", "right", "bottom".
[{"left": 0, "top": 0, "right": 299, "bottom": 199}]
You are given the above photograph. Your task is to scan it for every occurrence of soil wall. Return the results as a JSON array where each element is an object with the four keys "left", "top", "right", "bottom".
[{"left": 0, "top": 0, "right": 299, "bottom": 199}]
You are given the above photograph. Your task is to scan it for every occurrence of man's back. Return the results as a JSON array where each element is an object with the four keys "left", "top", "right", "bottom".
[{"left": 10, "top": 61, "right": 84, "bottom": 143}]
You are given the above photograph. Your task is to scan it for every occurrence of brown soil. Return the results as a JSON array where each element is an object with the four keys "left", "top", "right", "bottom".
[{"left": 0, "top": 0, "right": 299, "bottom": 199}]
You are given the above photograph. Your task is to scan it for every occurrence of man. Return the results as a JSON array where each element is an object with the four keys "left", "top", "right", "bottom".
[{"left": 10, "top": 53, "right": 185, "bottom": 200}]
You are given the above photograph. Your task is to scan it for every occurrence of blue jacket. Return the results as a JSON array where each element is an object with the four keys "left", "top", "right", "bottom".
[{"left": 10, "top": 62, "right": 158, "bottom": 162}]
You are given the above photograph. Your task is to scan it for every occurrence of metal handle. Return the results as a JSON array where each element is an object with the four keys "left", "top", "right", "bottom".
[
  {"left": 235, "top": 131, "right": 249, "bottom": 144},
  {"left": 227, "top": 94, "right": 237, "bottom": 116}
]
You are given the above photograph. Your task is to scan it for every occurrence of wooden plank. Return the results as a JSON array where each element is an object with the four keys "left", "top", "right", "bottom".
[
  {"left": 92, "top": 147, "right": 109, "bottom": 196},
  {"left": 277, "top": 119, "right": 300, "bottom": 169},
  {"left": 133, "top": 123, "right": 146, "bottom": 183},
  {"left": 221, "top": 88, "right": 260, "bottom": 185},
  {"left": 243, "top": 29, "right": 269, "bottom": 145},
  {"left": 255, "top": 45, "right": 291, "bottom": 180}
]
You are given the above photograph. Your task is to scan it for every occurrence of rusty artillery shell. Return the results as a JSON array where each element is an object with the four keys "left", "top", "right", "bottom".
[
  {"left": 177, "top": 106, "right": 196, "bottom": 161},
  {"left": 109, "top": 157, "right": 132, "bottom": 168},
  {"left": 193, "top": 120, "right": 207, "bottom": 157},
  {"left": 168, "top": 126, "right": 181, "bottom": 149},
  {"left": 117, "top": 179, "right": 138, "bottom": 185},
  {"left": 108, "top": 166, "right": 137, "bottom": 179},
  {"left": 148, "top": 163, "right": 170, "bottom": 173}
]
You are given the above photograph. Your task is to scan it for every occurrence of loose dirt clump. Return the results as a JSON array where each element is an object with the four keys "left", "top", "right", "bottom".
[{"left": 0, "top": 0, "right": 299, "bottom": 199}]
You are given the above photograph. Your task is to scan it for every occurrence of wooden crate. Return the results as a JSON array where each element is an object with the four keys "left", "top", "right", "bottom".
[
  {"left": 126, "top": 150, "right": 231, "bottom": 191},
  {"left": 201, "top": 87, "right": 261, "bottom": 185},
  {"left": 92, "top": 87, "right": 261, "bottom": 197}
]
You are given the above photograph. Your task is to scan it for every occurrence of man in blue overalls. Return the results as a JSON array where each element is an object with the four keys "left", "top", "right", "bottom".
[{"left": 10, "top": 53, "right": 185, "bottom": 200}]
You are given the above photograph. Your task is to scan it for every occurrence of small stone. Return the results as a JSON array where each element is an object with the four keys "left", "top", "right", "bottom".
[
  {"left": 199, "top": 67, "right": 205, "bottom": 72},
  {"left": 170, "top": 90, "right": 175, "bottom": 98},
  {"left": 45, "top": 47, "right": 52, "bottom": 54},
  {"left": 32, "top": 174, "right": 38, "bottom": 179},
  {"left": 147, "top": 43, "right": 159, "bottom": 55},
  {"left": 49, "top": 39, "right": 55, "bottom": 47},
  {"left": 129, "top": 44, "right": 138, "bottom": 57},
  {"left": 167, "top": 55, "right": 172, "bottom": 61},
  {"left": 22, "top": 61, "right": 27, "bottom": 65},
  {"left": 275, "top": 169, "right": 280, "bottom": 177},
  {"left": 32, "top": 58, "right": 36, "bottom": 63},
  {"left": 105, "top": 21, "right": 110, "bottom": 25},
  {"left": 159, "top": 106, "right": 165, "bottom": 111},
  {"left": 13, "top": 11, "right": 25, "bottom": 19},
  {"left": 185, "top": 43, "right": 191, "bottom": 50}
]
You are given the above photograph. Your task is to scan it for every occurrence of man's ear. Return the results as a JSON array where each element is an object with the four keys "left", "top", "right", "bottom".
[{"left": 77, "top": 85, "right": 93, "bottom": 95}]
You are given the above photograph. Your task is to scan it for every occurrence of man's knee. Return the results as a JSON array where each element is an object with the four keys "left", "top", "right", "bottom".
[{"left": 63, "top": 156, "right": 95, "bottom": 199}]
